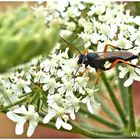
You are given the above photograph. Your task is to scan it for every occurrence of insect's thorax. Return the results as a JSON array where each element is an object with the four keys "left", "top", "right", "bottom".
[{"left": 83, "top": 53, "right": 106, "bottom": 70}]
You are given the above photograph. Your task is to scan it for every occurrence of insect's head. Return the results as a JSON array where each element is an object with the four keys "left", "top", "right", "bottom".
[{"left": 77, "top": 54, "right": 87, "bottom": 64}]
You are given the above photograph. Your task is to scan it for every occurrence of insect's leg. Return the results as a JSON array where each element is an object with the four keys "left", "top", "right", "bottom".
[
  {"left": 73, "top": 67, "right": 89, "bottom": 79},
  {"left": 94, "top": 69, "right": 102, "bottom": 87},
  {"left": 73, "top": 67, "right": 89, "bottom": 86},
  {"left": 104, "top": 44, "right": 131, "bottom": 53},
  {"left": 105, "top": 59, "right": 140, "bottom": 70},
  {"left": 80, "top": 67, "right": 89, "bottom": 76}
]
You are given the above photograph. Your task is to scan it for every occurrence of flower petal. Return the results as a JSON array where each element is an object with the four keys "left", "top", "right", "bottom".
[
  {"left": 15, "top": 120, "right": 26, "bottom": 135},
  {"left": 62, "top": 122, "right": 72, "bottom": 130},
  {"left": 43, "top": 111, "right": 56, "bottom": 124},
  {"left": 70, "top": 109, "right": 76, "bottom": 120},
  {"left": 13, "top": 105, "right": 27, "bottom": 114},
  {"left": 49, "top": 88, "right": 55, "bottom": 94},
  {"left": 43, "top": 84, "right": 49, "bottom": 91},
  {"left": 28, "top": 105, "right": 35, "bottom": 113},
  {"left": 7, "top": 111, "right": 26, "bottom": 123},
  {"left": 87, "top": 101, "right": 94, "bottom": 114},
  {"left": 55, "top": 117, "right": 63, "bottom": 129},
  {"left": 124, "top": 78, "right": 133, "bottom": 87},
  {"left": 82, "top": 96, "right": 88, "bottom": 104},
  {"left": 27, "top": 120, "right": 38, "bottom": 137},
  {"left": 24, "top": 86, "right": 32, "bottom": 93},
  {"left": 43, "top": 115, "right": 52, "bottom": 124}
]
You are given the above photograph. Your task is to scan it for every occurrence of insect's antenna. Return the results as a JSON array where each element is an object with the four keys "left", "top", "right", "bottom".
[
  {"left": 134, "top": 70, "right": 140, "bottom": 76},
  {"left": 59, "top": 35, "right": 82, "bottom": 55}
]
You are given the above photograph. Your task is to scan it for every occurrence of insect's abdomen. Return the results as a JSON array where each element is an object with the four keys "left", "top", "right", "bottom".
[{"left": 104, "top": 51, "right": 138, "bottom": 62}]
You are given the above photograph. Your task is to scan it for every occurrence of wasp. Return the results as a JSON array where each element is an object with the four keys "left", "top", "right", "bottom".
[{"left": 59, "top": 36, "right": 140, "bottom": 86}]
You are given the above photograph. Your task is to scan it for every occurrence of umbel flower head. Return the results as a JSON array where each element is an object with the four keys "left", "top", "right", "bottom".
[{"left": 0, "top": 48, "right": 100, "bottom": 137}]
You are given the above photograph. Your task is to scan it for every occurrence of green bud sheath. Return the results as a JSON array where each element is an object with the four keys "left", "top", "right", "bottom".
[{"left": 0, "top": 5, "right": 60, "bottom": 72}]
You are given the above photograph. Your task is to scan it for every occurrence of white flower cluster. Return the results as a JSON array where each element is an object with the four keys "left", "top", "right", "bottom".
[
  {"left": 0, "top": 48, "right": 100, "bottom": 137},
  {"left": 42, "top": 0, "right": 140, "bottom": 86}
]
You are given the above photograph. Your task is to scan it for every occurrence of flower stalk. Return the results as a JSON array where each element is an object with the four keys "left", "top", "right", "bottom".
[
  {"left": 1, "top": 92, "right": 32, "bottom": 113},
  {"left": 80, "top": 108, "right": 120, "bottom": 130},
  {"left": 116, "top": 67, "right": 129, "bottom": 115},
  {"left": 96, "top": 95, "right": 122, "bottom": 124},
  {"left": 128, "top": 85, "right": 136, "bottom": 132},
  {"left": 69, "top": 120, "right": 125, "bottom": 138},
  {"left": 101, "top": 72, "right": 128, "bottom": 127}
]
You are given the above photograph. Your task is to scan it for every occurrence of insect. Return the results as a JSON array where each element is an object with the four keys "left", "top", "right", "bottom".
[{"left": 59, "top": 36, "right": 140, "bottom": 86}]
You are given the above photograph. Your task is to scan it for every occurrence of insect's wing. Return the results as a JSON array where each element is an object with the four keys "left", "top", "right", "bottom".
[{"left": 97, "top": 51, "right": 137, "bottom": 61}]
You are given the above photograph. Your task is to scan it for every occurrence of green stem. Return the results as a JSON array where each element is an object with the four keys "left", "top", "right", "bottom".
[
  {"left": 39, "top": 118, "right": 113, "bottom": 138},
  {"left": 39, "top": 113, "right": 124, "bottom": 138},
  {"left": 80, "top": 108, "right": 120, "bottom": 130},
  {"left": 78, "top": 123, "right": 125, "bottom": 135},
  {"left": 128, "top": 85, "right": 136, "bottom": 132},
  {"left": 0, "top": 92, "right": 32, "bottom": 113},
  {"left": 96, "top": 95, "right": 122, "bottom": 124},
  {"left": 31, "top": 92, "right": 39, "bottom": 104},
  {"left": 39, "top": 115, "right": 101, "bottom": 138},
  {"left": 101, "top": 72, "right": 128, "bottom": 127},
  {"left": 70, "top": 120, "right": 125, "bottom": 138},
  {"left": 38, "top": 113, "right": 125, "bottom": 138},
  {"left": 116, "top": 67, "right": 129, "bottom": 115}
]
